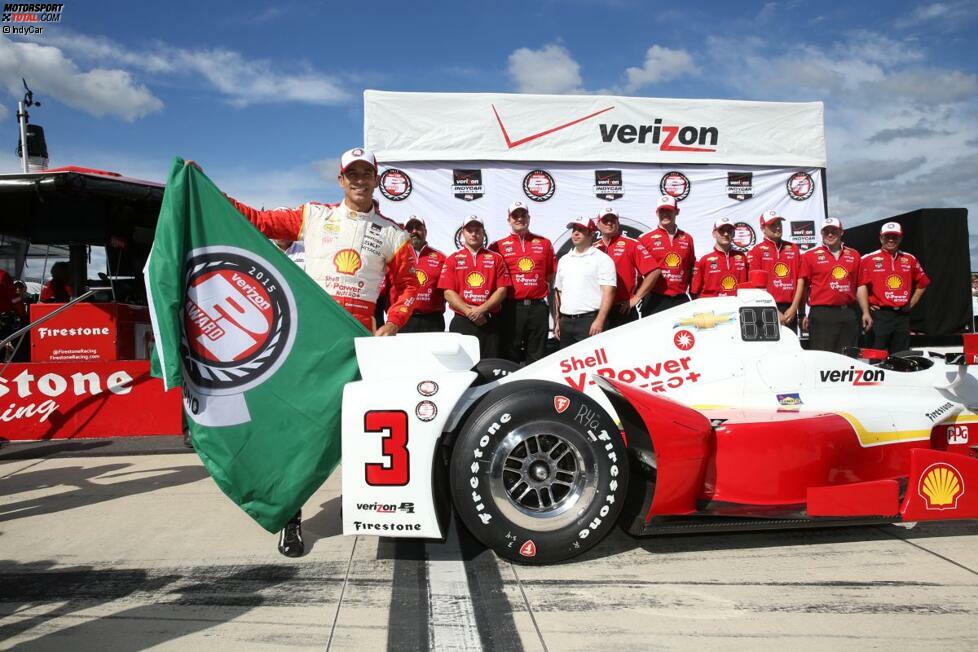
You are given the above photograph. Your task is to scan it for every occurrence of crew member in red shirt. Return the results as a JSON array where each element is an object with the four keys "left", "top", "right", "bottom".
[
  {"left": 798, "top": 218, "right": 872, "bottom": 353},
  {"left": 438, "top": 216, "right": 512, "bottom": 358},
  {"left": 40, "top": 261, "right": 73, "bottom": 303},
  {"left": 388, "top": 216, "right": 447, "bottom": 333},
  {"left": 748, "top": 210, "right": 803, "bottom": 330},
  {"left": 639, "top": 195, "right": 695, "bottom": 315},
  {"left": 490, "top": 201, "right": 556, "bottom": 364},
  {"left": 691, "top": 217, "right": 748, "bottom": 298},
  {"left": 594, "top": 207, "right": 659, "bottom": 329},
  {"left": 858, "top": 222, "right": 930, "bottom": 353}
]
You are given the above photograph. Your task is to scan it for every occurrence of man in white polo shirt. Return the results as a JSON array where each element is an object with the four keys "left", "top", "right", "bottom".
[{"left": 553, "top": 218, "right": 617, "bottom": 349}]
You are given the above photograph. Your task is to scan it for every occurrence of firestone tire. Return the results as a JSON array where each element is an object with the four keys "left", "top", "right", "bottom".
[{"left": 450, "top": 380, "right": 629, "bottom": 564}]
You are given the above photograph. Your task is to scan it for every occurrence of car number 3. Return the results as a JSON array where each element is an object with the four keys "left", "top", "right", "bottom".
[{"left": 364, "top": 410, "right": 410, "bottom": 486}]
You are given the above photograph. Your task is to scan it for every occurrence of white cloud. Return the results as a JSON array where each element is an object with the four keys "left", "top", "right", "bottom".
[
  {"left": 0, "top": 37, "right": 163, "bottom": 121},
  {"left": 508, "top": 44, "right": 583, "bottom": 94},
  {"left": 46, "top": 32, "right": 350, "bottom": 108},
  {"left": 624, "top": 45, "right": 698, "bottom": 92}
]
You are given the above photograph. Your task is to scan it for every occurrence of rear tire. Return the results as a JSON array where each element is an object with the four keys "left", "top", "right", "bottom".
[
  {"left": 450, "top": 380, "right": 629, "bottom": 564},
  {"left": 472, "top": 357, "right": 520, "bottom": 386}
]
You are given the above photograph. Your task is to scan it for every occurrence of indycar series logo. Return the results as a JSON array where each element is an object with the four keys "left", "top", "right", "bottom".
[
  {"left": 452, "top": 169, "right": 484, "bottom": 201},
  {"left": 727, "top": 172, "right": 753, "bottom": 201},
  {"left": 181, "top": 246, "right": 297, "bottom": 395},
  {"left": 593, "top": 170, "right": 624, "bottom": 201},
  {"left": 818, "top": 367, "right": 885, "bottom": 386}
]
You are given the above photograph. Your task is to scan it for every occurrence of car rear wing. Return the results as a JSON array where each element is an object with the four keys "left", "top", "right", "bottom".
[{"left": 944, "top": 334, "right": 978, "bottom": 365}]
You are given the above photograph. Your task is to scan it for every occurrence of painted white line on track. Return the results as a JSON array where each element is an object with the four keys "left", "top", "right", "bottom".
[{"left": 427, "top": 518, "right": 481, "bottom": 650}]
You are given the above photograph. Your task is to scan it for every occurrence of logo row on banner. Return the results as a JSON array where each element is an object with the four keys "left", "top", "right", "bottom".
[{"left": 372, "top": 163, "right": 826, "bottom": 259}]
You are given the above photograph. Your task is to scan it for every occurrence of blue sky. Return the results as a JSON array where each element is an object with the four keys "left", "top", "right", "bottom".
[{"left": 2, "top": 0, "right": 977, "bottom": 261}]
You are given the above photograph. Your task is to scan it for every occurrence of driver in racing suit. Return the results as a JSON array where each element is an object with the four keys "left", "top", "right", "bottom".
[{"left": 204, "top": 148, "right": 419, "bottom": 557}]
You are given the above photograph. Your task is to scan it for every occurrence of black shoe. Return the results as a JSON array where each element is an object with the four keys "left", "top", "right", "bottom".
[{"left": 278, "top": 521, "right": 304, "bottom": 557}]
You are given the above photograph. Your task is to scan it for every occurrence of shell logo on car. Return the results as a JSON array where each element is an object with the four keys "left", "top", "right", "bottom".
[
  {"left": 887, "top": 275, "right": 903, "bottom": 290},
  {"left": 333, "top": 248, "right": 362, "bottom": 275},
  {"left": 831, "top": 266, "right": 848, "bottom": 280},
  {"left": 465, "top": 272, "right": 486, "bottom": 288},
  {"left": 517, "top": 257, "right": 534, "bottom": 272},
  {"left": 663, "top": 252, "right": 682, "bottom": 268},
  {"left": 720, "top": 275, "right": 737, "bottom": 291},
  {"left": 773, "top": 262, "right": 790, "bottom": 277},
  {"left": 919, "top": 463, "right": 964, "bottom": 510}
]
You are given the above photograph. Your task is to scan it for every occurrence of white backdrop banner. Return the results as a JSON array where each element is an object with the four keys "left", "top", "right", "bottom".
[
  {"left": 365, "top": 91, "right": 826, "bottom": 167},
  {"left": 373, "top": 162, "right": 826, "bottom": 258}
]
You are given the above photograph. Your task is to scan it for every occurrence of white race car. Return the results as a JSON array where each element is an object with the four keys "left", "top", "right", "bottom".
[{"left": 342, "top": 290, "right": 978, "bottom": 564}]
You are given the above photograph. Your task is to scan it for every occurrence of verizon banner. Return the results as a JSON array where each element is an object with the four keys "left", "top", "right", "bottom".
[
  {"left": 365, "top": 92, "right": 827, "bottom": 258},
  {"left": 365, "top": 91, "right": 826, "bottom": 167}
]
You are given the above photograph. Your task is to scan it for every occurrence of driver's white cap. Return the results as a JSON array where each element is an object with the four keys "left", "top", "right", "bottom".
[{"left": 339, "top": 147, "right": 377, "bottom": 173}]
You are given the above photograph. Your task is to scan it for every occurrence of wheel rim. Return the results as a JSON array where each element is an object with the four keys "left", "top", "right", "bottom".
[{"left": 488, "top": 421, "right": 598, "bottom": 532}]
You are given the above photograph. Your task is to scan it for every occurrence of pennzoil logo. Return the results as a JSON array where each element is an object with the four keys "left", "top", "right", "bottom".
[
  {"left": 333, "top": 248, "right": 363, "bottom": 274},
  {"left": 523, "top": 169, "right": 556, "bottom": 202},
  {"left": 465, "top": 272, "right": 486, "bottom": 288},
  {"left": 918, "top": 463, "right": 964, "bottom": 510},
  {"left": 787, "top": 171, "right": 815, "bottom": 201},
  {"left": 593, "top": 169, "right": 623, "bottom": 201},
  {"left": 659, "top": 171, "right": 690, "bottom": 201},
  {"left": 182, "top": 246, "right": 296, "bottom": 394},
  {"left": 379, "top": 169, "right": 412, "bottom": 201}
]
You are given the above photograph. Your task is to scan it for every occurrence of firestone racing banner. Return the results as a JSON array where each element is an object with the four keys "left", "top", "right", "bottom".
[{"left": 365, "top": 91, "right": 827, "bottom": 257}]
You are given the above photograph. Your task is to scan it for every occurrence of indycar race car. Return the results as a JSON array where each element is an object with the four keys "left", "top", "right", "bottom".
[{"left": 341, "top": 290, "right": 978, "bottom": 564}]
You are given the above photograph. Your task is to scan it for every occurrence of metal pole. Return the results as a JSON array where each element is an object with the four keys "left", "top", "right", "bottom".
[
  {"left": 0, "top": 290, "right": 100, "bottom": 350},
  {"left": 17, "top": 100, "right": 29, "bottom": 174}
]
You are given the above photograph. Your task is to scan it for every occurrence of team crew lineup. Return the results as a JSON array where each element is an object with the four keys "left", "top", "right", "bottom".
[{"left": 188, "top": 147, "right": 927, "bottom": 557}]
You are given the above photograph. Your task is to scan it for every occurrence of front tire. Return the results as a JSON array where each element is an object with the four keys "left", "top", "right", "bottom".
[{"left": 450, "top": 380, "right": 629, "bottom": 564}]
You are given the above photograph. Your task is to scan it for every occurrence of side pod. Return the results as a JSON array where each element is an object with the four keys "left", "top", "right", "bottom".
[
  {"left": 594, "top": 376, "right": 712, "bottom": 519},
  {"left": 900, "top": 448, "right": 978, "bottom": 521}
]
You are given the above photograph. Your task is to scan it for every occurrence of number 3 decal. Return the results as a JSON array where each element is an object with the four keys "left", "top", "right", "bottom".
[{"left": 364, "top": 410, "right": 410, "bottom": 486}]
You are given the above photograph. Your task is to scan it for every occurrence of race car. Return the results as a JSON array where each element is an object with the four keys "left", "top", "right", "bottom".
[{"left": 341, "top": 289, "right": 978, "bottom": 564}]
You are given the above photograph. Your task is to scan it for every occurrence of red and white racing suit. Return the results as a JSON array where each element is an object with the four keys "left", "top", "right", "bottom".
[{"left": 228, "top": 198, "right": 419, "bottom": 331}]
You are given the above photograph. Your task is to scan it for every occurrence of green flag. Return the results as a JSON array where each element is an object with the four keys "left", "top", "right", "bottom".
[{"left": 145, "top": 158, "right": 367, "bottom": 532}]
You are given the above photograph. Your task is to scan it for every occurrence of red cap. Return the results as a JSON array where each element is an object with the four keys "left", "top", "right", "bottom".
[
  {"left": 656, "top": 195, "right": 679, "bottom": 214},
  {"left": 759, "top": 210, "right": 784, "bottom": 228},
  {"left": 881, "top": 222, "right": 902, "bottom": 236},
  {"left": 597, "top": 207, "right": 619, "bottom": 221},
  {"left": 567, "top": 218, "right": 596, "bottom": 231}
]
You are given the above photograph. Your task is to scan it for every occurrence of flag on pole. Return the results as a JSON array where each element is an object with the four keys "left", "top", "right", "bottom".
[{"left": 145, "top": 158, "right": 367, "bottom": 532}]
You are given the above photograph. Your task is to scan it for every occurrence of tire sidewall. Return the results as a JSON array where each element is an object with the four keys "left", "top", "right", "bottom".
[{"left": 451, "top": 380, "right": 628, "bottom": 564}]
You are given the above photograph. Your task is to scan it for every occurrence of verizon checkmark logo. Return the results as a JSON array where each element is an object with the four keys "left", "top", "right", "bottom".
[{"left": 492, "top": 104, "right": 615, "bottom": 149}]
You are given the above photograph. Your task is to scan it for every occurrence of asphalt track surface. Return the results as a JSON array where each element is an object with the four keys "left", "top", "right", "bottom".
[{"left": 1, "top": 437, "right": 977, "bottom": 651}]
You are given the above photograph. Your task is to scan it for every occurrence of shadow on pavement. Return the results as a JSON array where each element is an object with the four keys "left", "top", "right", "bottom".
[
  {"left": 0, "top": 463, "right": 210, "bottom": 524},
  {"left": 0, "top": 561, "right": 299, "bottom": 650},
  {"left": 301, "top": 495, "right": 343, "bottom": 553}
]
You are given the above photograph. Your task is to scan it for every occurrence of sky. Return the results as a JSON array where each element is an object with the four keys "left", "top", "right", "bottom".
[{"left": 2, "top": 0, "right": 977, "bottom": 265}]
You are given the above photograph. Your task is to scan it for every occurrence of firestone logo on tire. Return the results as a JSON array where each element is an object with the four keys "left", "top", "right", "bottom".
[
  {"left": 523, "top": 169, "right": 556, "bottom": 202},
  {"left": 182, "top": 246, "right": 297, "bottom": 395},
  {"left": 379, "top": 169, "right": 412, "bottom": 201}
]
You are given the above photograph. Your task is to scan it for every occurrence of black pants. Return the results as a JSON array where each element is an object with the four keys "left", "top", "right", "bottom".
[
  {"left": 399, "top": 311, "right": 445, "bottom": 333},
  {"left": 641, "top": 293, "right": 689, "bottom": 317},
  {"left": 450, "top": 313, "right": 501, "bottom": 359},
  {"left": 607, "top": 304, "right": 639, "bottom": 330},
  {"left": 499, "top": 300, "right": 549, "bottom": 364},
  {"left": 869, "top": 307, "right": 911, "bottom": 353},
  {"left": 777, "top": 302, "right": 799, "bottom": 335},
  {"left": 808, "top": 305, "right": 859, "bottom": 354},
  {"left": 558, "top": 311, "right": 598, "bottom": 349}
]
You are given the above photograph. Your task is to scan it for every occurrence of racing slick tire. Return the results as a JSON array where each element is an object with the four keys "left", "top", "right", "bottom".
[
  {"left": 450, "top": 380, "right": 629, "bottom": 564},
  {"left": 472, "top": 358, "right": 520, "bottom": 386}
]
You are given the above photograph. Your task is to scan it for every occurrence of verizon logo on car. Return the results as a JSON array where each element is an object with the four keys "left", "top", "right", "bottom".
[{"left": 599, "top": 118, "right": 719, "bottom": 152}]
